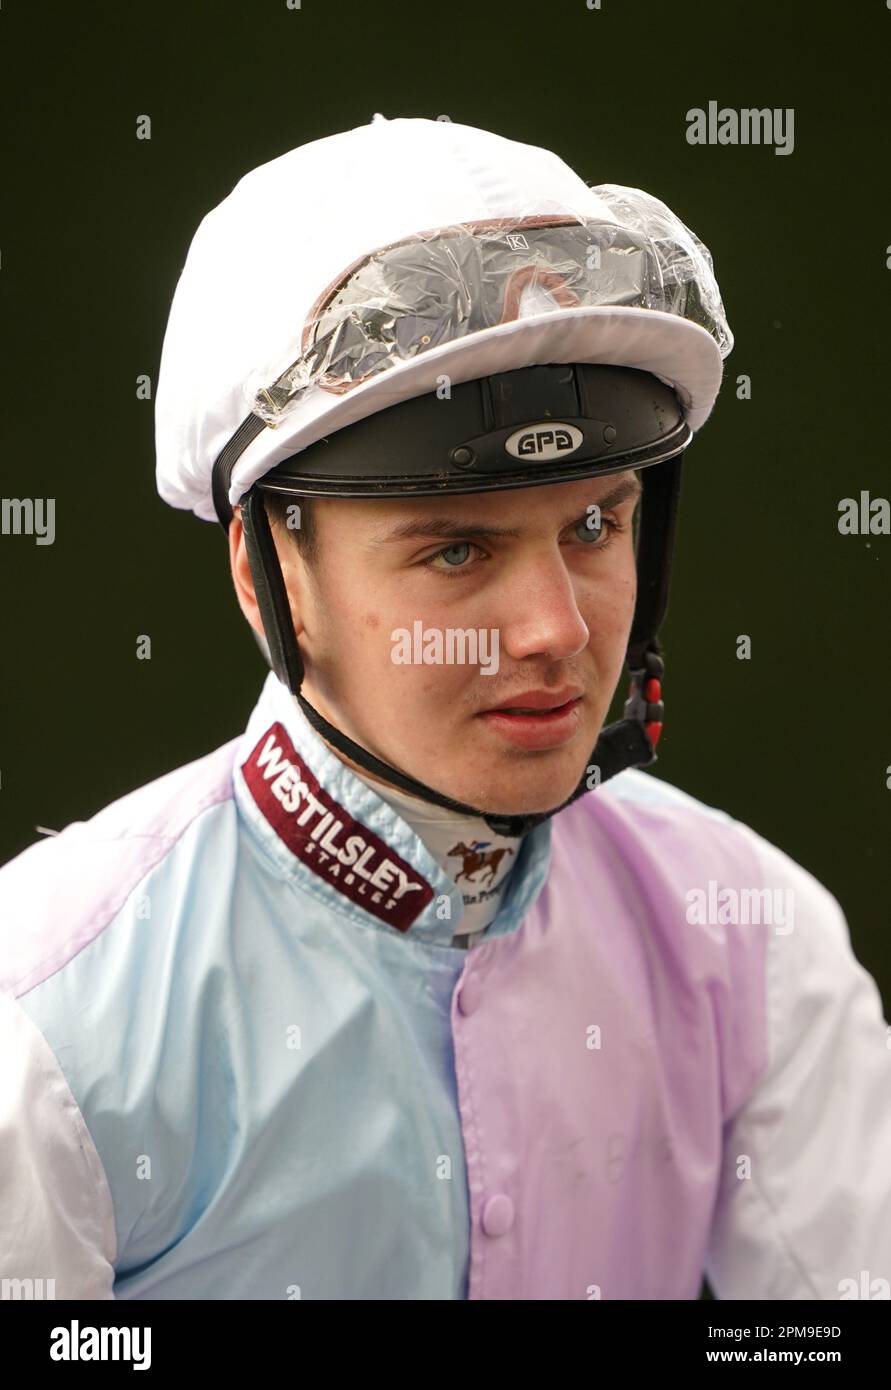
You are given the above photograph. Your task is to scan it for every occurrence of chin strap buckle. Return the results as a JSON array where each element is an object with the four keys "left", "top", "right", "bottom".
[{"left": 623, "top": 645, "right": 665, "bottom": 750}]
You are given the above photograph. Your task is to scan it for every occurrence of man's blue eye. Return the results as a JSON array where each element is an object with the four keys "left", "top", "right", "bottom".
[
  {"left": 431, "top": 542, "right": 473, "bottom": 568},
  {"left": 575, "top": 515, "right": 608, "bottom": 544}
]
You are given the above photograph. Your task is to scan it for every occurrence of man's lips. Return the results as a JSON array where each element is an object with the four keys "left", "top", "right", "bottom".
[
  {"left": 480, "top": 689, "right": 584, "bottom": 714},
  {"left": 476, "top": 695, "right": 584, "bottom": 749}
]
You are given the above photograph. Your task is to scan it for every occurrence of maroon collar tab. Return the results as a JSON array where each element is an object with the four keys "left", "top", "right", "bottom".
[{"left": 241, "top": 722, "right": 435, "bottom": 932}]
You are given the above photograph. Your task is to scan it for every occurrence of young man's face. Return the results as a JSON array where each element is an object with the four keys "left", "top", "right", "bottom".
[{"left": 231, "top": 470, "right": 641, "bottom": 816}]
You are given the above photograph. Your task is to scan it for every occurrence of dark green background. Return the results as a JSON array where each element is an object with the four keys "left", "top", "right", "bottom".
[{"left": 1, "top": 0, "right": 888, "bottom": 1023}]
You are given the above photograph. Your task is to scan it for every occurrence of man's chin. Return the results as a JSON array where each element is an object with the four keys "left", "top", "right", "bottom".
[
  {"left": 447, "top": 753, "right": 597, "bottom": 819},
  {"left": 470, "top": 781, "right": 584, "bottom": 818},
  {"left": 314, "top": 705, "right": 599, "bottom": 818}
]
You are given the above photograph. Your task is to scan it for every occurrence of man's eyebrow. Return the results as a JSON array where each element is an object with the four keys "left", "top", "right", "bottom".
[{"left": 369, "top": 475, "right": 643, "bottom": 544}]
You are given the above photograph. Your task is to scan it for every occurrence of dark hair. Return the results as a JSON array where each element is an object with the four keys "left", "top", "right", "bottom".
[{"left": 262, "top": 491, "right": 318, "bottom": 562}]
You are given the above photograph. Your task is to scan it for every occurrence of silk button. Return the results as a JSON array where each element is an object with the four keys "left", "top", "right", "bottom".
[
  {"left": 481, "top": 1194, "right": 514, "bottom": 1237},
  {"left": 457, "top": 974, "right": 482, "bottom": 1015}
]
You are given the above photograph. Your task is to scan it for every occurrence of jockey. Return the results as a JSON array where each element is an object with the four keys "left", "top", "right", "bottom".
[{"left": 1, "top": 114, "right": 888, "bottom": 1300}]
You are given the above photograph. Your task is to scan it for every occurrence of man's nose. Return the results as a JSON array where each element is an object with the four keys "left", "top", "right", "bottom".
[{"left": 496, "top": 553, "right": 590, "bottom": 663}]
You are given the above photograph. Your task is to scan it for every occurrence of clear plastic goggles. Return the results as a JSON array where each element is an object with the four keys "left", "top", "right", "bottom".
[{"left": 250, "top": 188, "right": 733, "bottom": 427}]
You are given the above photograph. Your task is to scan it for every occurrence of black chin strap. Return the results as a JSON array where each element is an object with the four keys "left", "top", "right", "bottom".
[
  {"left": 297, "top": 681, "right": 658, "bottom": 836},
  {"left": 238, "top": 452, "right": 682, "bottom": 838}
]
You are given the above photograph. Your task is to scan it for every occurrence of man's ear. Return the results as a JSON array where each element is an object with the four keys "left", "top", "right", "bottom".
[
  {"left": 228, "top": 507, "right": 264, "bottom": 639},
  {"left": 228, "top": 505, "right": 306, "bottom": 642}
]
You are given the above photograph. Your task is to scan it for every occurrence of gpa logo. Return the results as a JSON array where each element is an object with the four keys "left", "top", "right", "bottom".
[{"left": 504, "top": 422, "right": 584, "bottom": 461}]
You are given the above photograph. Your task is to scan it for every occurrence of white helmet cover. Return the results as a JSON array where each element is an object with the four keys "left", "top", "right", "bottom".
[{"left": 155, "top": 115, "right": 733, "bottom": 521}]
